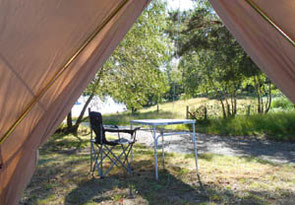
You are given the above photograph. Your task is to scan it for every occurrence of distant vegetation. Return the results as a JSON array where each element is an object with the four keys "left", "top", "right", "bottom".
[
  {"left": 59, "top": 0, "right": 295, "bottom": 141},
  {"left": 100, "top": 96, "right": 295, "bottom": 141}
]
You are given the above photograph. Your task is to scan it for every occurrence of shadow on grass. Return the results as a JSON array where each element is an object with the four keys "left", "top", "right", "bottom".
[
  {"left": 20, "top": 152, "right": 90, "bottom": 205},
  {"left": 64, "top": 159, "right": 274, "bottom": 205},
  {"left": 42, "top": 132, "right": 89, "bottom": 154},
  {"left": 64, "top": 160, "right": 209, "bottom": 205},
  {"left": 21, "top": 133, "right": 294, "bottom": 205}
]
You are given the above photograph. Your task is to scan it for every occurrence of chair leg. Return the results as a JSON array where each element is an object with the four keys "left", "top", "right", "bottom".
[
  {"left": 100, "top": 144, "right": 103, "bottom": 178},
  {"left": 94, "top": 145, "right": 112, "bottom": 172},
  {"left": 121, "top": 144, "right": 131, "bottom": 171},
  {"left": 105, "top": 146, "right": 130, "bottom": 169},
  {"left": 90, "top": 141, "right": 93, "bottom": 173},
  {"left": 121, "top": 144, "right": 133, "bottom": 172},
  {"left": 119, "top": 144, "right": 133, "bottom": 174},
  {"left": 92, "top": 143, "right": 134, "bottom": 177},
  {"left": 91, "top": 141, "right": 100, "bottom": 174}
]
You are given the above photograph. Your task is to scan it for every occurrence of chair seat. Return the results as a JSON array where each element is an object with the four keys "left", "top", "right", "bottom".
[
  {"left": 93, "top": 138, "right": 134, "bottom": 146},
  {"left": 109, "top": 138, "right": 134, "bottom": 145}
]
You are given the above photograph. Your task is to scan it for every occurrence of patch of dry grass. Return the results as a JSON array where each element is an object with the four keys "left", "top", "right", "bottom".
[
  {"left": 21, "top": 131, "right": 295, "bottom": 205},
  {"left": 141, "top": 97, "right": 255, "bottom": 119}
]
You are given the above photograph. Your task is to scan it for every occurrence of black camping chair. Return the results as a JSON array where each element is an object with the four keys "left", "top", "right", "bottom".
[{"left": 88, "top": 109, "right": 140, "bottom": 177}]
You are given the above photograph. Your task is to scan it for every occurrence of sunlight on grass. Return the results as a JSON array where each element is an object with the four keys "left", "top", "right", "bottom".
[
  {"left": 198, "top": 112, "right": 295, "bottom": 140},
  {"left": 140, "top": 97, "right": 256, "bottom": 119},
  {"left": 21, "top": 132, "right": 295, "bottom": 205},
  {"left": 100, "top": 97, "right": 295, "bottom": 140}
]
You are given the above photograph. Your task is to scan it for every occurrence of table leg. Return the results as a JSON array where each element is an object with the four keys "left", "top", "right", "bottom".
[
  {"left": 161, "top": 129, "right": 165, "bottom": 170},
  {"left": 153, "top": 126, "right": 159, "bottom": 180},
  {"left": 192, "top": 123, "right": 199, "bottom": 176},
  {"left": 130, "top": 123, "right": 133, "bottom": 163}
]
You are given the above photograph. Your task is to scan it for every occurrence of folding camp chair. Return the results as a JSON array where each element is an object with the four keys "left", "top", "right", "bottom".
[{"left": 88, "top": 109, "right": 139, "bottom": 177}]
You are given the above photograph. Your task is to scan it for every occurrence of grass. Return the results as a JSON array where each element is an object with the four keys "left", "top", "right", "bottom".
[
  {"left": 21, "top": 129, "right": 295, "bottom": 204},
  {"left": 101, "top": 97, "right": 254, "bottom": 130},
  {"left": 197, "top": 112, "right": 295, "bottom": 141},
  {"left": 100, "top": 97, "right": 295, "bottom": 141},
  {"left": 141, "top": 97, "right": 256, "bottom": 119}
]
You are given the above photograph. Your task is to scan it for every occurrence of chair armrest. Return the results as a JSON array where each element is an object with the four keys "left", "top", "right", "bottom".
[
  {"left": 104, "top": 128, "right": 139, "bottom": 135},
  {"left": 103, "top": 124, "right": 120, "bottom": 139},
  {"left": 104, "top": 127, "right": 140, "bottom": 141},
  {"left": 103, "top": 124, "right": 119, "bottom": 129}
]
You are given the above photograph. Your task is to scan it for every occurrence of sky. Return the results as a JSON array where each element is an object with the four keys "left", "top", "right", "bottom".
[{"left": 168, "top": 0, "right": 195, "bottom": 11}]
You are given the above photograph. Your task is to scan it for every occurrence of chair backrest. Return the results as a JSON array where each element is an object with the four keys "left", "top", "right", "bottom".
[{"left": 88, "top": 111, "right": 105, "bottom": 144}]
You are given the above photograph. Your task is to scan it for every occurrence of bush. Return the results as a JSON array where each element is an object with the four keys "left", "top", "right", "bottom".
[
  {"left": 271, "top": 97, "right": 294, "bottom": 110},
  {"left": 188, "top": 105, "right": 209, "bottom": 124},
  {"left": 197, "top": 112, "right": 295, "bottom": 141}
]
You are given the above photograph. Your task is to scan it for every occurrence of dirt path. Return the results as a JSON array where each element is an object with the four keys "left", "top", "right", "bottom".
[{"left": 134, "top": 130, "right": 295, "bottom": 164}]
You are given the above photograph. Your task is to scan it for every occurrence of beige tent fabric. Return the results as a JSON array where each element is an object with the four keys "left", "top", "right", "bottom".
[
  {"left": 209, "top": 0, "right": 295, "bottom": 103},
  {"left": 0, "top": 0, "right": 150, "bottom": 204}
]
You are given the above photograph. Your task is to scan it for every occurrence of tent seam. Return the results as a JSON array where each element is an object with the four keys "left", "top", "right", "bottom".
[
  {"left": 245, "top": 0, "right": 295, "bottom": 48},
  {"left": 0, "top": 0, "right": 129, "bottom": 146}
]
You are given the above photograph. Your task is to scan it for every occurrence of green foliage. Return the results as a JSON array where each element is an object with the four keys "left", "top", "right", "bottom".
[
  {"left": 198, "top": 112, "right": 295, "bottom": 141},
  {"left": 96, "top": 0, "right": 172, "bottom": 112},
  {"left": 101, "top": 110, "right": 174, "bottom": 126},
  {"left": 167, "top": 3, "right": 275, "bottom": 117},
  {"left": 271, "top": 96, "right": 294, "bottom": 110},
  {"left": 188, "top": 105, "right": 209, "bottom": 124},
  {"left": 100, "top": 96, "right": 295, "bottom": 141}
]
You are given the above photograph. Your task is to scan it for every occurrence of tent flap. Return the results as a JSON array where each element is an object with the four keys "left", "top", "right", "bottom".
[
  {"left": 0, "top": 0, "right": 150, "bottom": 204},
  {"left": 209, "top": 0, "right": 295, "bottom": 103}
]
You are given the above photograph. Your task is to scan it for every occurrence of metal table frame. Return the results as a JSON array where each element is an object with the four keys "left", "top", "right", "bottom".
[{"left": 130, "top": 119, "right": 199, "bottom": 180}]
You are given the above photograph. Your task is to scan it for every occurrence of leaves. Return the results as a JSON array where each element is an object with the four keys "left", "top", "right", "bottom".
[{"left": 89, "top": 0, "right": 172, "bottom": 111}]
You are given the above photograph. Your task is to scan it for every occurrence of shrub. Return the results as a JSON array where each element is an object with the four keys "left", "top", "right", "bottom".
[
  {"left": 197, "top": 112, "right": 295, "bottom": 141},
  {"left": 188, "top": 105, "right": 209, "bottom": 124},
  {"left": 271, "top": 97, "right": 294, "bottom": 110}
]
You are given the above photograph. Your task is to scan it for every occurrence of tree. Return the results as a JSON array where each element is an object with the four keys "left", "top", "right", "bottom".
[
  {"left": 97, "top": 0, "right": 171, "bottom": 113},
  {"left": 240, "top": 54, "right": 273, "bottom": 114},
  {"left": 173, "top": 6, "right": 245, "bottom": 118},
  {"left": 63, "top": 68, "right": 104, "bottom": 136},
  {"left": 170, "top": 3, "right": 273, "bottom": 117},
  {"left": 63, "top": 0, "right": 173, "bottom": 135}
]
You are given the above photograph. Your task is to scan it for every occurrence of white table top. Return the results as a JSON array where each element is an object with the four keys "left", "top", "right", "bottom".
[{"left": 130, "top": 119, "right": 196, "bottom": 126}]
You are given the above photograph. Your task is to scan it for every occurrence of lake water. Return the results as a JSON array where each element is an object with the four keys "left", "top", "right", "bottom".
[{"left": 71, "top": 95, "right": 126, "bottom": 117}]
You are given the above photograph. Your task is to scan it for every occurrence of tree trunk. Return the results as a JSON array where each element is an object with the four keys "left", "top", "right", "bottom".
[
  {"left": 65, "top": 71, "right": 101, "bottom": 134},
  {"left": 264, "top": 82, "right": 272, "bottom": 114},
  {"left": 72, "top": 93, "right": 95, "bottom": 132},
  {"left": 65, "top": 111, "right": 79, "bottom": 136},
  {"left": 131, "top": 107, "right": 136, "bottom": 114},
  {"left": 223, "top": 87, "right": 230, "bottom": 116},
  {"left": 234, "top": 97, "right": 237, "bottom": 115},
  {"left": 230, "top": 94, "right": 234, "bottom": 116},
  {"left": 261, "top": 97, "right": 265, "bottom": 113},
  {"left": 219, "top": 98, "right": 227, "bottom": 118},
  {"left": 67, "top": 111, "right": 73, "bottom": 129},
  {"left": 254, "top": 75, "right": 262, "bottom": 114}
]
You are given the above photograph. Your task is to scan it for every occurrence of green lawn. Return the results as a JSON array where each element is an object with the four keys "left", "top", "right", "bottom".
[
  {"left": 198, "top": 112, "right": 295, "bottom": 141},
  {"left": 21, "top": 130, "right": 295, "bottom": 204},
  {"left": 101, "top": 97, "right": 295, "bottom": 141}
]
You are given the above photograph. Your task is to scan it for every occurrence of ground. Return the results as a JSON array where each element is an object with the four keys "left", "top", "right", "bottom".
[
  {"left": 20, "top": 128, "right": 295, "bottom": 205},
  {"left": 135, "top": 130, "right": 295, "bottom": 164}
]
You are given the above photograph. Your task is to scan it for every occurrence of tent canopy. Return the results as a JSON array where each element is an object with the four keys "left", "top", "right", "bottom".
[
  {"left": 1, "top": 0, "right": 295, "bottom": 204},
  {"left": 0, "top": 0, "right": 150, "bottom": 204}
]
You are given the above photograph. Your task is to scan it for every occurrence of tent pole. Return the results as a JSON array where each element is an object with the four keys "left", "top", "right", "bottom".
[{"left": 245, "top": 0, "right": 295, "bottom": 48}]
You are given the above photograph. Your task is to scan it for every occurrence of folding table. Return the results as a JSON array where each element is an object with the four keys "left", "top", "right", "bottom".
[{"left": 130, "top": 119, "right": 199, "bottom": 180}]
